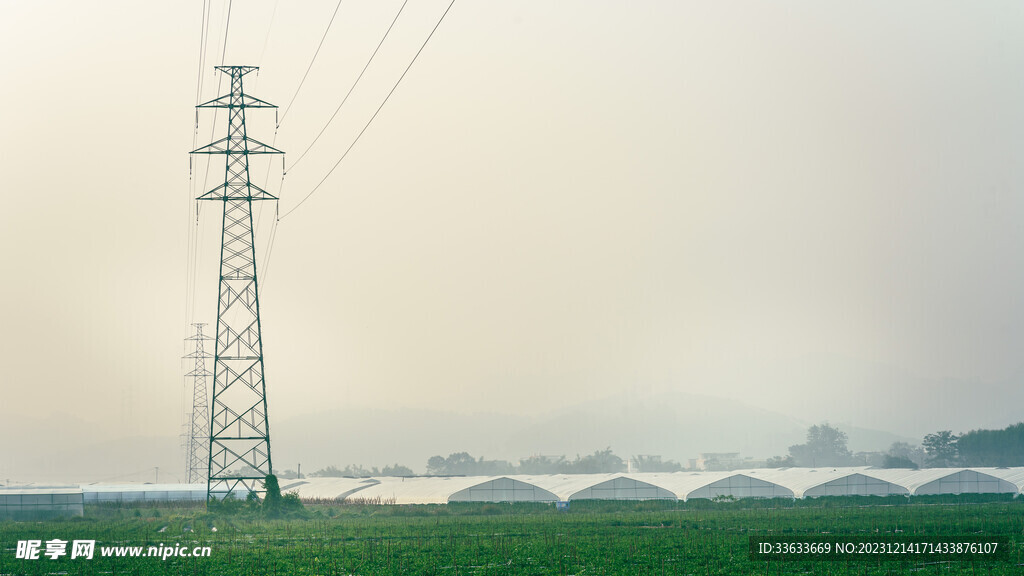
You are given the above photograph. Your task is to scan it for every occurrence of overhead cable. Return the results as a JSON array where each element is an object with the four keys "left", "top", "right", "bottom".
[
  {"left": 285, "top": 0, "right": 410, "bottom": 174},
  {"left": 279, "top": 0, "right": 457, "bottom": 220},
  {"left": 278, "top": 0, "right": 345, "bottom": 126}
]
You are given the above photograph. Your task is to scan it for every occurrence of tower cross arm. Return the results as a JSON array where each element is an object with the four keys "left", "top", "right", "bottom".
[
  {"left": 196, "top": 181, "right": 279, "bottom": 202},
  {"left": 215, "top": 65, "right": 259, "bottom": 76},
  {"left": 190, "top": 137, "right": 284, "bottom": 155},
  {"left": 197, "top": 93, "right": 278, "bottom": 109}
]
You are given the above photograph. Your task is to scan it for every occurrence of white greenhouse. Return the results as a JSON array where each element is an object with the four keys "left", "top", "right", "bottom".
[
  {"left": 866, "top": 468, "right": 1018, "bottom": 496},
  {"left": 449, "top": 477, "right": 558, "bottom": 503},
  {"left": 566, "top": 476, "right": 676, "bottom": 501},
  {"left": 0, "top": 488, "right": 84, "bottom": 519},
  {"left": 50, "top": 467, "right": 1024, "bottom": 508},
  {"left": 975, "top": 467, "right": 1024, "bottom": 493},
  {"left": 81, "top": 483, "right": 209, "bottom": 503}
]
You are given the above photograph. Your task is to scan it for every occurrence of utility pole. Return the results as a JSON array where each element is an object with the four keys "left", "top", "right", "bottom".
[
  {"left": 183, "top": 323, "right": 212, "bottom": 484},
  {"left": 191, "top": 66, "right": 283, "bottom": 500}
]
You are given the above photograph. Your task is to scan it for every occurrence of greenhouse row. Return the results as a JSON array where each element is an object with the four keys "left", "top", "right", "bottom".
[
  {"left": 277, "top": 466, "right": 1024, "bottom": 504},
  {"left": 4, "top": 467, "right": 1023, "bottom": 517}
]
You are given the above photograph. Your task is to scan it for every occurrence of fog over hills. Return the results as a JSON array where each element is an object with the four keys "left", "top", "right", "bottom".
[
  {"left": 0, "top": 390, "right": 922, "bottom": 483},
  {"left": 269, "top": 390, "right": 918, "bottom": 473}
]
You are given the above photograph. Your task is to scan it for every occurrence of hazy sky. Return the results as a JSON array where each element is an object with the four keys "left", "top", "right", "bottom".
[{"left": 2, "top": 0, "right": 1023, "bottom": 471}]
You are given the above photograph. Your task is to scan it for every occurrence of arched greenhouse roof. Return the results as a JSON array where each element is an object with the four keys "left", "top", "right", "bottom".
[
  {"left": 683, "top": 472, "right": 794, "bottom": 500},
  {"left": 448, "top": 477, "right": 558, "bottom": 503},
  {"left": 737, "top": 468, "right": 905, "bottom": 498},
  {"left": 567, "top": 475, "right": 676, "bottom": 501},
  {"left": 973, "top": 467, "right": 1024, "bottom": 494},
  {"left": 866, "top": 468, "right": 1017, "bottom": 495},
  {"left": 342, "top": 476, "right": 492, "bottom": 505},
  {"left": 279, "top": 477, "right": 380, "bottom": 501}
]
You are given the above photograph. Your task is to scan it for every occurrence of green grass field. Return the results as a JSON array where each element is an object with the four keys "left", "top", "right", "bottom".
[{"left": 2, "top": 497, "right": 1022, "bottom": 575}]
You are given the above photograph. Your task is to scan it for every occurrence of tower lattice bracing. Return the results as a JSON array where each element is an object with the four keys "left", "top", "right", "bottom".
[
  {"left": 191, "top": 66, "right": 283, "bottom": 500},
  {"left": 184, "top": 323, "right": 212, "bottom": 484}
]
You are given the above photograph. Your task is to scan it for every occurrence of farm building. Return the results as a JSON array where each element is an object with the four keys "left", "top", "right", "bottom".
[
  {"left": 0, "top": 488, "right": 84, "bottom": 519},
  {"left": 565, "top": 475, "right": 676, "bottom": 501},
  {"left": 977, "top": 467, "right": 1024, "bottom": 493},
  {"left": 264, "top": 468, "right": 1024, "bottom": 503},
  {"left": 54, "top": 467, "right": 1024, "bottom": 508},
  {"left": 511, "top": 474, "right": 627, "bottom": 501},
  {"left": 278, "top": 477, "right": 380, "bottom": 501},
  {"left": 81, "top": 483, "right": 209, "bottom": 503},
  {"left": 866, "top": 468, "right": 1018, "bottom": 495},
  {"left": 636, "top": 471, "right": 794, "bottom": 500},
  {"left": 449, "top": 477, "right": 558, "bottom": 503},
  {"left": 743, "top": 468, "right": 907, "bottom": 498},
  {"left": 295, "top": 476, "right": 491, "bottom": 505}
]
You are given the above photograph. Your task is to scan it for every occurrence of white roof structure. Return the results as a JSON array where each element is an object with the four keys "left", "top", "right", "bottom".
[
  {"left": 596, "top": 471, "right": 794, "bottom": 501},
  {"left": 80, "top": 483, "right": 209, "bottom": 502},
  {"left": 279, "top": 478, "right": 380, "bottom": 500},
  {"left": 0, "top": 488, "right": 85, "bottom": 518},
  {"left": 62, "top": 467, "right": 1024, "bottom": 506},
  {"left": 343, "top": 476, "right": 492, "bottom": 505},
  {"left": 678, "top": 471, "right": 794, "bottom": 500},
  {"left": 739, "top": 468, "right": 906, "bottom": 498},
  {"left": 972, "top": 468, "right": 1024, "bottom": 494},
  {"left": 449, "top": 477, "right": 559, "bottom": 503},
  {"left": 865, "top": 468, "right": 1018, "bottom": 495},
  {"left": 510, "top": 474, "right": 625, "bottom": 501},
  {"left": 566, "top": 475, "right": 676, "bottom": 501}
]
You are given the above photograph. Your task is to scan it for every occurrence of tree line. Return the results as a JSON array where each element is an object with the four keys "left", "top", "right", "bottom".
[
  {"left": 425, "top": 449, "right": 685, "bottom": 475},
  {"left": 766, "top": 422, "right": 1024, "bottom": 469},
  {"left": 290, "top": 449, "right": 685, "bottom": 478},
  {"left": 274, "top": 421, "right": 1024, "bottom": 479}
]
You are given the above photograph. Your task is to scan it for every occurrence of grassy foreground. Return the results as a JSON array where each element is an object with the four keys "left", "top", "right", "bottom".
[{"left": 1, "top": 496, "right": 1022, "bottom": 575}]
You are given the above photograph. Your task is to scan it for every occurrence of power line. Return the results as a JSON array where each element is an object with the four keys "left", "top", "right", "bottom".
[
  {"left": 252, "top": 0, "right": 283, "bottom": 232},
  {"left": 258, "top": 0, "right": 280, "bottom": 67},
  {"left": 191, "top": 0, "right": 234, "bottom": 324},
  {"left": 279, "top": 0, "right": 457, "bottom": 220},
  {"left": 194, "top": 0, "right": 210, "bottom": 111},
  {"left": 285, "top": 0, "right": 409, "bottom": 174},
  {"left": 186, "top": 0, "right": 213, "bottom": 327},
  {"left": 220, "top": 0, "right": 233, "bottom": 65},
  {"left": 278, "top": 0, "right": 345, "bottom": 126}
]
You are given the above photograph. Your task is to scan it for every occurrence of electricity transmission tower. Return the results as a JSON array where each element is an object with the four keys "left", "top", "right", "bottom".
[
  {"left": 191, "top": 66, "right": 283, "bottom": 500},
  {"left": 183, "top": 323, "right": 212, "bottom": 484}
]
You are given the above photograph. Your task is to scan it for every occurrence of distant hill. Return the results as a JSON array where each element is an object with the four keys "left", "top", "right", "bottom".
[
  {"left": 0, "top": 391, "right": 920, "bottom": 482},
  {"left": 270, "top": 391, "right": 916, "bottom": 473}
]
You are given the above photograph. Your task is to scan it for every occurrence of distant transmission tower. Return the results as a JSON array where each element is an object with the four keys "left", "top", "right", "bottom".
[
  {"left": 183, "top": 323, "right": 212, "bottom": 484},
  {"left": 190, "top": 66, "right": 283, "bottom": 500}
]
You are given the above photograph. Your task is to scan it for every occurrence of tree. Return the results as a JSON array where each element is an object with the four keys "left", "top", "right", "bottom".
[
  {"left": 787, "top": 423, "right": 853, "bottom": 467},
  {"left": 425, "top": 453, "right": 513, "bottom": 475},
  {"left": 426, "top": 452, "right": 477, "bottom": 475},
  {"left": 518, "top": 455, "right": 566, "bottom": 475},
  {"left": 765, "top": 455, "right": 794, "bottom": 468},
  {"left": 566, "top": 448, "right": 626, "bottom": 474},
  {"left": 426, "top": 456, "right": 447, "bottom": 475},
  {"left": 882, "top": 454, "right": 917, "bottom": 469},
  {"left": 630, "top": 455, "right": 683, "bottom": 473},
  {"left": 884, "top": 442, "right": 923, "bottom": 469},
  {"left": 955, "top": 423, "right": 1024, "bottom": 467},
  {"left": 263, "top": 474, "right": 282, "bottom": 510},
  {"left": 310, "top": 465, "right": 345, "bottom": 477},
  {"left": 310, "top": 464, "right": 378, "bottom": 477},
  {"left": 380, "top": 464, "right": 414, "bottom": 476},
  {"left": 922, "top": 431, "right": 959, "bottom": 467}
]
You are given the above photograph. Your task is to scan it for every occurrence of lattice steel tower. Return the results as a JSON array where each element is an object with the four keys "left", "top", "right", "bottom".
[
  {"left": 190, "top": 66, "right": 283, "bottom": 499},
  {"left": 183, "top": 323, "right": 212, "bottom": 484}
]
